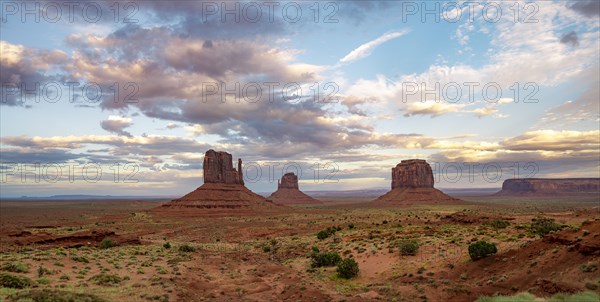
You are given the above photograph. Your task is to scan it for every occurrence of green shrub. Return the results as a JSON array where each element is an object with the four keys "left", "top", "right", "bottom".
[
  {"left": 0, "top": 272, "right": 33, "bottom": 288},
  {"left": 488, "top": 219, "right": 510, "bottom": 230},
  {"left": 0, "top": 262, "right": 29, "bottom": 273},
  {"left": 316, "top": 226, "right": 339, "bottom": 240},
  {"left": 8, "top": 289, "right": 107, "bottom": 302},
  {"left": 530, "top": 217, "right": 563, "bottom": 235},
  {"left": 178, "top": 244, "right": 195, "bottom": 253},
  {"left": 336, "top": 258, "right": 359, "bottom": 279},
  {"left": 163, "top": 242, "right": 171, "bottom": 249},
  {"left": 397, "top": 240, "right": 419, "bottom": 256},
  {"left": 72, "top": 256, "right": 89, "bottom": 263},
  {"left": 99, "top": 238, "right": 116, "bottom": 249},
  {"left": 468, "top": 241, "right": 497, "bottom": 261},
  {"left": 310, "top": 251, "right": 342, "bottom": 268},
  {"left": 89, "top": 273, "right": 122, "bottom": 286}
]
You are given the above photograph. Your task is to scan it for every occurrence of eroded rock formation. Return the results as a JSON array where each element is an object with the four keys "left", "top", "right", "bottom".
[
  {"left": 159, "top": 150, "right": 277, "bottom": 212},
  {"left": 391, "top": 159, "right": 434, "bottom": 189},
  {"left": 375, "top": 159, "right": 458, "bottom": 204},
  {"left": 269, "top": 172, "right": 321, "bottom": 205},
  {"left": 278, "top": 172, "right": 299, "bottom": 189},
  {"left": 497, "top": 178, "right": 600, "bottom": 195},
  {"left": 203, "top": 149, "right": 244, "bottom": 185}
]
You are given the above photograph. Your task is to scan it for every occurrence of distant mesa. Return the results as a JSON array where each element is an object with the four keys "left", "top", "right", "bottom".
[
  {"left": 496, "top": 178, "right": 600, "bottom": 196},
  {"left": 374, "top": 159, "right": 459, "bottom": 203},
  {"left": 159, "top": 149, "right": 277, "bottom": 211},
  {"left": 268, "top": 172, "right": 322, "bottom": 205}
]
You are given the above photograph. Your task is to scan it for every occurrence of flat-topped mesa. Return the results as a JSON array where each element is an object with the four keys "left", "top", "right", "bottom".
[
  {"left": 203, "top": 149, "right": 244, "bottom": 185},
  {"left": 391, "top": 159, "right": 434, "bottom": 189},
  {"left": 499, "top": 178, "right": 600, "bottom": 195},
  {"left": 278, "top": 172, "right": 299, "bottom": 189}
]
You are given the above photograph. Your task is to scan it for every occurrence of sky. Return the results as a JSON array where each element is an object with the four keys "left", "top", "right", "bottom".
[{"left": 0, "top": 0, "right": 599, "bottom": 197}]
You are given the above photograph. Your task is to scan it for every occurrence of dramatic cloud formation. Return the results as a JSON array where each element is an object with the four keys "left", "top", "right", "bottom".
[{"left": 1, "top": 1, "right": 598, "bottom": 196}]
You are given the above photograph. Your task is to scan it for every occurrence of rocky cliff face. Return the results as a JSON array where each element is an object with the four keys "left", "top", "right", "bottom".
[
  {"left": 391, "top": 159, "right": 434, "bottom": 189},
  {"left": 499, "top": 178, "right": 600, "bottom": 195},
  {"left": 278, "top": 172, "right": 299, "bottom": 189},
  {"left": 203, "top": 149, "right": 244, "bottom": 185}
]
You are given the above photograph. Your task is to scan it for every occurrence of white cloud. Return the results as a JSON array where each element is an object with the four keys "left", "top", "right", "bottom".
[{"left": 339, "top": 30, "right": 409, "bottom": 64}]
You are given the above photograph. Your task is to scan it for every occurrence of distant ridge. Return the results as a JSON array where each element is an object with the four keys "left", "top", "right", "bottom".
[{"left": 2, "top": 195, "right": 174, "bottom": 201}]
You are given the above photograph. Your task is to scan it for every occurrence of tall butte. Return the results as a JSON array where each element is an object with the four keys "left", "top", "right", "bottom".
[
  {"left": 159, "top": 149, "right": 276, "bottom": 211},
  {"left": 374, "top": 159, "right": 459, "bottom": 204},
  {"left": 268, "top": 172, "right": 322, "bottom": 205}
]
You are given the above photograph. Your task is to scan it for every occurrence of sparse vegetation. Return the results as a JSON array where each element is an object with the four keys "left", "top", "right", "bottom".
[
  {"left": 476, "top": 291, "right": 599, "bottom": 302},
  {"left": 468, "top": 241, "right": 497, "bottom": 261},
  {"left": 7, "top": 289, "right": 107, "bottom": 302},
  {"left": 89, "top": 273, "right": 122, "bottom": 286},
  {"left": 317, "top": 226, "right": 340, "bottom": 240},
  {"left": 0, "top": 262, "right": 29, "bottom": 273},
  {"left": 178, "top": 244, "right": 195, "bottom": 253},
  {"left": 488, "top": 219, "right": 510, "bottom": 230},
  {"left": 530, "top": 217, "right": 563, "bottom": 235},
  {"left": 0, "top": 272, "right": 33, "bottom": 288}
]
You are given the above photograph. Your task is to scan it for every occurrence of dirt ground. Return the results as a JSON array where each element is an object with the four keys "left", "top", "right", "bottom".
[{"left": 0, "top": 196, "right": 598, "bottom": 301}]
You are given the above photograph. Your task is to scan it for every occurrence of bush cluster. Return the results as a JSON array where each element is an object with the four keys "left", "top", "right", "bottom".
[
  {"left": 468, "top": 241, "right": 497, "bottom": 261},
  {"left": 316, "top": 226, "right": 341, "bottom": 240},
  {"left": 530, "top": 217, "right": 563, "bottom": 235},
  {"left": 99, "top": 238, "right": 116, "bottom": 249},
  {"left": 178, "top": 244, "right": 195, "bottom": 253},
  {"left": 397, "top": 240, "right": 419, "bottom": 256},
  {"left": 310, "top": 248, "right": 341, "bottom": 268},
  {"left": 336, "top": 258, "right": 359, "bottom": 279}
]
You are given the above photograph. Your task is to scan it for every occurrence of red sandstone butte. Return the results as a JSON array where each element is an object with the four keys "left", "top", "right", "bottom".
[
  {"left": 268, "top": 173, "right": 321, "bottom": 205},
  {"left": 375, "top": 159, "right": 459, "bottom": 204},
  {"left": 159, "top": 149, "right": 276, "bottom": 211}
]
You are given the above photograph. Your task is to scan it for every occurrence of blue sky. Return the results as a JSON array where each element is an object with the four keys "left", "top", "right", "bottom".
[{"left": 1, "top": 1, "right": 599, "bottom": 197}]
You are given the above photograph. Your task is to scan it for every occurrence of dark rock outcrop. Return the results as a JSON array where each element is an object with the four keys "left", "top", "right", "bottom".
[
  {"left": 375, "top": 159, "right": 458, "bottom": 204},
  {"left": 497, "top": 178, "right": 600, "bottom": 195},
  {"left": 269, "top": 173, "right": 321, "bottom": 205}
]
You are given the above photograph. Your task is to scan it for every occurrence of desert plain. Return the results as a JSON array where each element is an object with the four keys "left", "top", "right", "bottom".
[{"left": 0, "top": 191, "right": 598, "bottom": 302}]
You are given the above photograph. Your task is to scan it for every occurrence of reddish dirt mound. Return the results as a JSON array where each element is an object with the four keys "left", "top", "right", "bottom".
[
  {"left": 441, "top": 220, "right": 600, "bottom": 301},
  {"left": 374, "top": 187, "right": 460, "bottom": 204},
  {"left": 4, "top": 229, "right": 141, "bottom": 251},
  {"left": 268, "top": 188, "right": 322, "bottom": 205},
  {"left": 156, "top": 183, "right": 282, "bottom": 213}
]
